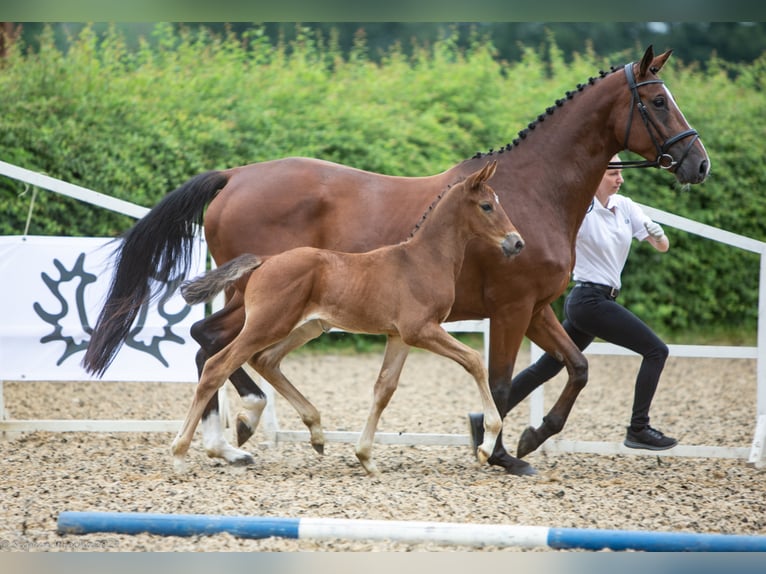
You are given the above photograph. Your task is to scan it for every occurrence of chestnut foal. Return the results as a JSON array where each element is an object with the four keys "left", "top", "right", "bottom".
[{"left": 172, "top": 161, "right": 524, "bottom": 475}]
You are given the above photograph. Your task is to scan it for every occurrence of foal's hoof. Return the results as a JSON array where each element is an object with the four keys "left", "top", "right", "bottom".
[
  {"left": 236, "top": 418, "right": 255, "bottom": 447},
  {"left": 172, "top": 456, "right": 189, "bottom": 475},
  {"left": 312, "top": 443, "right": 325, "bottom": 455},
  {"left": 467, "top": 412, "right": 485, "bottom": 456},
  {"left": 517, "top": 425, "right": 543, "bottom": 459},
  {"left": 230, "top": 452, "right": 256, "bottom": 467}
]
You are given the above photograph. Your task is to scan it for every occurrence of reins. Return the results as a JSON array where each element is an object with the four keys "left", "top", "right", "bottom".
[{"left": 608, "top": 62, "right": 699, "bottom": 171}]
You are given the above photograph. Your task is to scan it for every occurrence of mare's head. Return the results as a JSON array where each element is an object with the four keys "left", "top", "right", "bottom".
[
  {"left": 612, "top": 45, "right": 710, "bottom": 184},
  {"left": 460, "top": 161, "right": 525, "bottom": 258}
]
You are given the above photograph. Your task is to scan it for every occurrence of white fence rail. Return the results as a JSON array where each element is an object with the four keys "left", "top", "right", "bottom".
[{"left": 0, "top": 161, "right": 763, "bottom": 468}]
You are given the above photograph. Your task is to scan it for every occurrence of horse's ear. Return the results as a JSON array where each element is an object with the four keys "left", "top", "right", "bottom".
[
  {"left": 638, "top": 45, "right": 655, "bottom": 77},
  {"left": 649, "top": 49, "right": 673, "bottom": 75},
  {"left": 639, "top": 45, "right": 672, "bottom": 77}
]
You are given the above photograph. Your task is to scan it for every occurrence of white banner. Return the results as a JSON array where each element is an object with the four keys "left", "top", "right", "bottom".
[{"left": 0, "top": 235, "right": 206, "bottom": 382}]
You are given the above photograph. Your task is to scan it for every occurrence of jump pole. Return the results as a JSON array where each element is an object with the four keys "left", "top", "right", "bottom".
[{"left": 57, "top": 511, "right": 766, "bottom": 551}]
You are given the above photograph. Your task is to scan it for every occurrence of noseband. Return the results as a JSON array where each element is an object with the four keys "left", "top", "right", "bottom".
[{"left": 608, "top": 62, "right": 699, "bottom": 171}]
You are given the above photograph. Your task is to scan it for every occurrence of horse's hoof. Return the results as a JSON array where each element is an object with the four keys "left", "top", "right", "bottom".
[
  {"left": 312, "top": 443, "right": 325, "bottom": 455},
  {"left": 505, "top": 458, "right": 537, "bottom": 476},
  {"left": 517, "top": 425, "right": 541, "bottom": 459},
  {"left": 230, "top": 453, "right": 256, "bottom": 467},
  {"left": 236, "top": 419, "right": 255, "bottom": 447},
  {"left": 467, "top": 412, "right": 485, "bottom": 456}
]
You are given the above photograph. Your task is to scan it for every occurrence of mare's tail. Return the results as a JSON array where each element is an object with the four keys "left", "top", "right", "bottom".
[
  {"left": 181, "top": 254, "right": 263, "bottom": 305},
  {"left": 82, "top": 171, "right": 229, "bottom": 377}
]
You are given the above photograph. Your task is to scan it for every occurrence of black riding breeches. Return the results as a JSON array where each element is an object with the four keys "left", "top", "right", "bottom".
[{"left": 510, "top": 283, "right": 669, "bottom": 430}]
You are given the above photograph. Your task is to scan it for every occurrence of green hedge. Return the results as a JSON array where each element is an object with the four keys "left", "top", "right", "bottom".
[{"left": 1, "top": 24, "right": 765, "bottom": 340}]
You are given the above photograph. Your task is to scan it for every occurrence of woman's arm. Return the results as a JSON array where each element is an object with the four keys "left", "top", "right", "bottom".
[{"left": 644, "top": 220, "right": 670, "bottom": 253}]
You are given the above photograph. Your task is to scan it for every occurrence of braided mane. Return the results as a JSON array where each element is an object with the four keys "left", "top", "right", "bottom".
[{"left": 470, "top": 65, "right": 622, "bottom": 160}]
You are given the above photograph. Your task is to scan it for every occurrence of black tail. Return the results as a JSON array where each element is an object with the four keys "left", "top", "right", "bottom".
[
  {"left": 181, "top": 254, "right": 263, "bottom": 306},
  {"left": 82, "top": 171, "right": 229, "bottom": 376}
]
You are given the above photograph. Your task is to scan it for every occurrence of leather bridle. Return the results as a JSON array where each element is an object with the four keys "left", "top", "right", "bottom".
[{"left": 608, "top": 62, "right": 699, "bottom": 171}]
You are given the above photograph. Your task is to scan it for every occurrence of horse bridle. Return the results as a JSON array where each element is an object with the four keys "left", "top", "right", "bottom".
[{"left": 608, "top": 62, "right": 699, "bottom": 171}]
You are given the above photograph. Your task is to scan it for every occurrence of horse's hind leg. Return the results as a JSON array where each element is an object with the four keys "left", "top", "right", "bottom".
[
  {"left": 191, "top": 296, "right": 265, "bottom": 465},
  {"left": 196, "top": 348, "right": 261, "bottom": 466},
  {"left": 516, "top": 305, "right": 588, "bottom": 458},
  {"left": 171, "top": 336, "right": 264, "bottom": 472},
  {"left": 248, "top": 320, "right": 327, "bottom": 453},
  {"left": 355, "top": 335, "right": 410, "bottom": 476}
]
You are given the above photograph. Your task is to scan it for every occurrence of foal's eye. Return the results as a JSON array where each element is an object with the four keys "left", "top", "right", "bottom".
[
  {"left": 653, "top": 95, "right": 666, "bottom": 108},
  {"left": 480, "top": 203, "right": 493, "bottom": 213}
]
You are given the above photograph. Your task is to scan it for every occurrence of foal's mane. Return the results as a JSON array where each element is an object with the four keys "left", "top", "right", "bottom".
[
  {"left": 407, "top": 176, "right": 466, "bottom": 239},
  {"left": 469, "top": 65, "right": 623, "bottom": 160}
]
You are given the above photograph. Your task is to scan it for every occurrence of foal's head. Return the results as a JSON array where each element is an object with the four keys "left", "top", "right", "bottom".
[{"left": 460, "top": 161, "right": 524, "bottom": 258}]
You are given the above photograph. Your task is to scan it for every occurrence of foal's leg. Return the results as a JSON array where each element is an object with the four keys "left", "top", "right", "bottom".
[
  {"left": 405, "top": 323, "right": 502, "bottom": 465},
  {"left": 355, "top": 335, "right": 410, "bottom": 476},
  {"left": 249, "top": 320, "right": 327, "bottom": 453}
]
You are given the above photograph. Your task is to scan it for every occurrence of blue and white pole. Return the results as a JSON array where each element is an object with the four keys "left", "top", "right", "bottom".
[{"left": 57, "top": 511, "right": 766, "bottom": 552}]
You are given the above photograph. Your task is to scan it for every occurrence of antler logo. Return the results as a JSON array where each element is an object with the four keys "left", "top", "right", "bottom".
[{"left": 33, "top": 252, "right": 191, "bottom": 367}]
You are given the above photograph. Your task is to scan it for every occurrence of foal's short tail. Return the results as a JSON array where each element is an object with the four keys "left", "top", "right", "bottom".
[
  {"left": 82, "top": 171, "right": 229, "bottom": 377},
  {"left": 181, "top": 254, "right": 263, "bottom": 306}
]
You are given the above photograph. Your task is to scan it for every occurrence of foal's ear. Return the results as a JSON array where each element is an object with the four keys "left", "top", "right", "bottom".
[
  {"left": 466, "top": 160, "right": 497, "bottom": 191},
  {"left": 475, "top": 160, "right": 497, "bottom": 185}
]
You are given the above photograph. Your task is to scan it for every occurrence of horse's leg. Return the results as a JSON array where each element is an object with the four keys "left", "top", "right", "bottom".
[
  {"left": 355, "top": 335, "right": 410, "bottom": 476},
  {"left": 405, "top": 324, "right": 502, "bottom": 465},
  {"left": 171, "top": 335, "right": 263, "bottom": 472},
  {"left": 467, "top": 309, "right": 538, "bottom": 476},
  {"left": 249, "top": 320, "right": 327, "bottom": 453},
  {"left": 193, "top": 348, "right": 251, "bottom": 466},
  {"left": 515, "top": 305, "right": 588, "bottom": 458},
  {"left": 190, "top": 295, "right": 265, "bottom": 465}
]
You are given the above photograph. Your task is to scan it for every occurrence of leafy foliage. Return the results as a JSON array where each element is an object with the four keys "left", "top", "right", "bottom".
[{"left": 1, "top": 24, "right": 764, "bottom": 339}]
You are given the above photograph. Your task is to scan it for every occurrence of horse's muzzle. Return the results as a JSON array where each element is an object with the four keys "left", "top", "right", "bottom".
[{"left": 502, "top": 233, "right": 525, "bottom": 258}]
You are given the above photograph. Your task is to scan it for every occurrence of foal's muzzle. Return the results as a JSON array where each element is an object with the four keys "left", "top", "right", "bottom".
[{"left": 502, "top": 232, "right": 525, "bottom": 257}]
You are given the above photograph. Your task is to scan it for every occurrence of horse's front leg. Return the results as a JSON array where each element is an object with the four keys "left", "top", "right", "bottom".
[
  {"left": 473, "top": 312, "right": 539, "bottom": 476},
  {"left": 355, "top": 335, "right": 410, "bottom": 476},
  {"left": 515, "top": 304, "right": 588, "bottom": 458}
]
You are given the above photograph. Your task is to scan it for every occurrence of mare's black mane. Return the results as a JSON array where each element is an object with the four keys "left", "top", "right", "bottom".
[{"left": 470, "top": 65, "right": 622, "bottom": 160}]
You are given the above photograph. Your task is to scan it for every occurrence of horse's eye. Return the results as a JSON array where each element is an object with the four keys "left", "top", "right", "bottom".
[
  {"left": 480, "top": 203, "right": 493, "bottom": 213},
  {"left": 653, "top": 95, "right": 666, "bottom": 108}
]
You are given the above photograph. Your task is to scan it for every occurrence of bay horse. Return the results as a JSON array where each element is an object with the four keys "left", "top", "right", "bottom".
[
  {"left": 172, "top": 161, "right": 525, "bottom": 475},
  {"left": 83, "top": 46, "right": 709, "bottom": 476}
]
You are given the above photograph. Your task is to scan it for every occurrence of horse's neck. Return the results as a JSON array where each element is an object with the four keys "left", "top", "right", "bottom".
[
  {"left": 494, "top": 72, "right": 624, "bottom": 232},
  {"left": 405, "top": 188, "right": 473, "bottom": 278}
]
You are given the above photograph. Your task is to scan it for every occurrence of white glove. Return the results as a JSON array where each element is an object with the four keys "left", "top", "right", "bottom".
[{"left": 644, "top": 220, "right": 665, "bottom": 240}]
